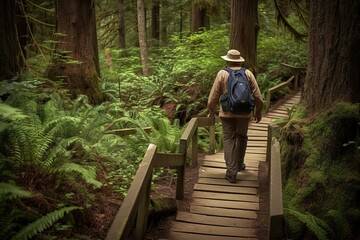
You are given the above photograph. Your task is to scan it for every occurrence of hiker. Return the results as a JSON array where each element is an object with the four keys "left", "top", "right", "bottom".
[{"left": 207, "top": 49, "right": 263, "bottom": 183}]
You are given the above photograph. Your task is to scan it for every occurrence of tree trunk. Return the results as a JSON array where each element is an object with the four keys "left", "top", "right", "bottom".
[
  {"left": 191, "top": 0, "right": 209, "bottom": 33},
  {"left": 0, "top": 0, "right": 22, "bottom": 79},
  {"left": 151, "top": 0, "right": 160, "bottom": 46},
  {"left": 302, "top": 0, "right": 360, "bottom": 113},
  {"left": 118, "top": 0, "right": 126, "bottom": 56},
  {"left": 137, "top": 0, "right": 149, "bottom": 76},
  {"left": 229, "top": 0, "right": 259, "bottom": 74},
  {"left": 46, "top": 0, "right": 103, "bottom": 104},
  {"left": 160, "top": 0, "right": 169, "bottom": 45}
]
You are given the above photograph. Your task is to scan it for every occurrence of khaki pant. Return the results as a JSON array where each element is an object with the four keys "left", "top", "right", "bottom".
[{"left": 221, "top": 117, "right": 250, "bottom": 177}]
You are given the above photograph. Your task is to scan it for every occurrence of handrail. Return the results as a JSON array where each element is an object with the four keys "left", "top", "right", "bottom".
[
  {"left": 106, "top": 144, "right": 157, "bottom": 240},
  {"left": 267, "top": 123, "right": 286, "bottom": 239},
  {"left": 106, "top": 117, "right": 217, "bottom": 240},
  {"left": 107, "top": 111, "right": 290, "bottom": 239},
  {"left": 265, "top": 63, "right": 306, "bottom": 112}
]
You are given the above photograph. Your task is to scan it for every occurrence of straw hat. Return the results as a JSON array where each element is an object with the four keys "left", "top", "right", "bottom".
[{"left": 221, "top": 49, "right": 245, "bottom": 62}]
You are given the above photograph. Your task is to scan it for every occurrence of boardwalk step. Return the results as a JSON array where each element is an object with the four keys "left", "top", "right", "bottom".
[
  {"left": 190, "top": 205, "right": 257, "bottom": 219},
  {"left": 171, "top": 221, "right": 257, "bottom": 237},
  {"left": 191, "top": 198, "right": 259, "bottom": 211},
  {"left": 201, "top": 161, "right": 259, "bottom": 170},
  {"left": 197, "top": 177, "right": 259, "bottom": 188},
  {"left": 175, "top": 211, "right": 256, "bottom": 228},
  {"left": 194, "top": 183, "right": 257, "bottom": 195},
  {"left": 169, "top": 231, "right": 258, "bottom": 240},
  {"left": 192, "top": 191, "right": 259, "bottom": 202}
]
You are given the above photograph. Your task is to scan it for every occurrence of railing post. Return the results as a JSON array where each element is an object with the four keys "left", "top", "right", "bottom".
[
  {"left": 191, "top": 128, "right": 198, "bottom": 167},
  {"left": 268, "top": 138, "right": 286, "bottom": 239},
  {"left": 266, "top": 89, "right": 271, "bottom": 112},
  {"left": 176, "top": 139, "right": 186, "bottom": 200},
  {"left": 267, "top": 123, "right": 286, "bottom": 240},
  {"left": 135, "top": 173, "right": 152, "bottom": 240}
]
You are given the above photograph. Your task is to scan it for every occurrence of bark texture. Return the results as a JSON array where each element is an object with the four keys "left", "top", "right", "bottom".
[
  {"left": 229, "top": 0, "right": 259, "bottom": 74},
  {"left": 0, "top": 0, "right": 22, "bottom": 79},
  {"left": 151, "top": 0, "right": 160, "bottom": 44},
  {"left": 302, "top": 0, "right": 360, "bottom": 112},
  {"left": 118, "top": 0, "right": 126, "bottom": 55},
  {"left": 46, "top": 0, "right": 103, "bottom": 104},
  {"left": 137, "top": 0, "right": 149, "bottom": 76},
  {"left": 191, "top": 0, "right": 209, "bottom": 33}
]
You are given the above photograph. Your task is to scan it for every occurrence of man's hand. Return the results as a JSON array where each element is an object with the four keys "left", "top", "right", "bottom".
[{"left": 254, "top": 111, "right": 262, "bottom": 123}]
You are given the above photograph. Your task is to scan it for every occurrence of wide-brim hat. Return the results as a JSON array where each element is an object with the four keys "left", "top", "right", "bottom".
[{"left": 221, "top": 49, "right": 245, "bottom": 62}]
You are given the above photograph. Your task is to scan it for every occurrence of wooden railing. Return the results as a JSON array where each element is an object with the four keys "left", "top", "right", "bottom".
[
  {"left": 105, "top": 117, "right": 216, "bottom": 240},
  {"left": 266, "top": 123, "right": 286, "bottom": 239},
  {"left": 265, "top": 63, "right": 306, "bottom": 112}
]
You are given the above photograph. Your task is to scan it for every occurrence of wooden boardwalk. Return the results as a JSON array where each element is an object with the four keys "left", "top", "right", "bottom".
[{"left": 166, "top": 92, "right": 301, "bottom": 240}]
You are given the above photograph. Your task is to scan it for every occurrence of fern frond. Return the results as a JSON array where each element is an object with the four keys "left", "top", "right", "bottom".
[
  {"left": 10, "top": 206, "right": 81, "bottom": 240},
  {"left": 327, "top": 209, "right": 351, "bottom": 239},
  {"left": 44, "top": 116, "right": 81, "bottom": 138},
  {"left": 285, "top": 208, "right": 331, "bottom": 240},
  {"left": 56, "top": 163, "right": 102, "bottom": 188},
  {"left": 0, "top": 103, "right": 27, "bottom": 121},
  {"left": 0, "top": 183, "right": 32, "bottom": 200}
]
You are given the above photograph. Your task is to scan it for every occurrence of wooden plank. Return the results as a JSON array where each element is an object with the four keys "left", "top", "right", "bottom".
[
  {"left": 199, "top": 171, "right": 258, "bottom": 181},
  {"left": 266, "top": 114, "right": 288, "bottom": 119},
  {"left": 246, "top": 147, "right": 266, "bottom": 154},
  {"left": 175, "top": 211, "right": 256, "bottom": 228},
  {"left": 194, "top": 183, "right": 257, "bottom": 195},
  {"left": 197, "top": 178, "right": 258, "bottom": 188},
  {"left": 203, "top": 153, "right": 265, "bottom": 162},
  {"left": 169, "top": 231, "right": 257, "bottom": 240},
  {"left": 199, "top": 167, "right": 259, "bottom": 176},
  {"left": 191, "top": 198, "right": 259, "bottom": 211},
  {"left": 154, "top": 152, "right": 184, "bottom": 167},
  {"left": 247, "top": 141, "right": 267, "bottom": 147},
  {"left": 192, "top": 191, "right": 259, "bottom": 202},
  {"left": 248, "top": 125, "right": 268, "bottom": 131},
  {"left": 248, "top": 136, "right": 267, "bottom": 141},
  {"left": 190, "top": 205, "right": 257, "bottom": 219},
  {"left": 171, "top": 222, "right": 257, "bottom": 237},
  {"left": 201, "top": 161, "right": 259, "bottom": 170},
  {"left": 248, "top": 129, "right": 267, "bottom": 135}
]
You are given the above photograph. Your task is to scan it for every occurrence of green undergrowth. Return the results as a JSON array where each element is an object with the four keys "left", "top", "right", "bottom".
[{"left": 281, "top": 102, "right": 360, "bottom": 240}]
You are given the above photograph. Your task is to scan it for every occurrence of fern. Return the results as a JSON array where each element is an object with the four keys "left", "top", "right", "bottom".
[
  {"left": 55, "top": 163, "right": 102, "bottom": 188},
  {"left": 10, "top": 206, "right": 81, "bottom": 240},
  {"left": 285, "top": 208, "right": 331, "bottom": 240},
  {"left": 0, "top": 183, "right": 32, "bottom": 200},
  {"left": 327, "top": 209, "right": 351, "bottom": 239}
]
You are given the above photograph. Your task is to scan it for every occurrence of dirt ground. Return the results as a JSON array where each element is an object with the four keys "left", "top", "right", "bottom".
[{"left": 144, "top": 154, "right": 270, "bottom": 240}]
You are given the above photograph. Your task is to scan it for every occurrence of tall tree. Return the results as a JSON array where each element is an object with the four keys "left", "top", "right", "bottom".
[
  {"left": 151, "top": 0, "right": 160, "bottom": 45},
  {"left": 302, "top": 0, "right": 360, "bottom": 112},
  {"left": 0, "top": 0, "right": 23, "bottom": 79},
  {"left": 160, "top": 0, "right": 169, "bottom": 45},
  {"left": 137, "top": 0, "right": 149, "bottom": 76},
  {"left": 46, "top": 0, "right": 103, "bottom": 104},
  {"left": 118, "top": 0, "right": 126, "bottom": 54},
  {"left": 229, "top": 0, "right": 259, "bottom": 74},
  {"left": 191, "top": 0, "right": 209, "bottom": 33}
]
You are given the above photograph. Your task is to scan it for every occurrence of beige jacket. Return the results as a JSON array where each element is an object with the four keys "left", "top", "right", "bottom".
[{"left": 207, "top": 67, "right": 263, "bottom": 118}]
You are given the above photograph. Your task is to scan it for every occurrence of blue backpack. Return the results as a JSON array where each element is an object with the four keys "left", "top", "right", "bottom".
[{"left": 219, "top": 67, "right": 255, "bottom": 114}]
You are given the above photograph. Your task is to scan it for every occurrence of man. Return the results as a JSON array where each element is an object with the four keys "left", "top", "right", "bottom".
[{"left": 207, "top": 49, "right": 263, "bottom": 183}]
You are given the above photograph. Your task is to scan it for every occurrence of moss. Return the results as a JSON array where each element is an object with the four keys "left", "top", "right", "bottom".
[{"left": 281, "top": 102, "right": 360, "bottom": 239}]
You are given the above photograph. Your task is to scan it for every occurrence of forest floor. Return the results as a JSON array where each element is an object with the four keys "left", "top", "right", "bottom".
[{"left": 144, "top": 153, "right": 270, "bottom": 240}]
